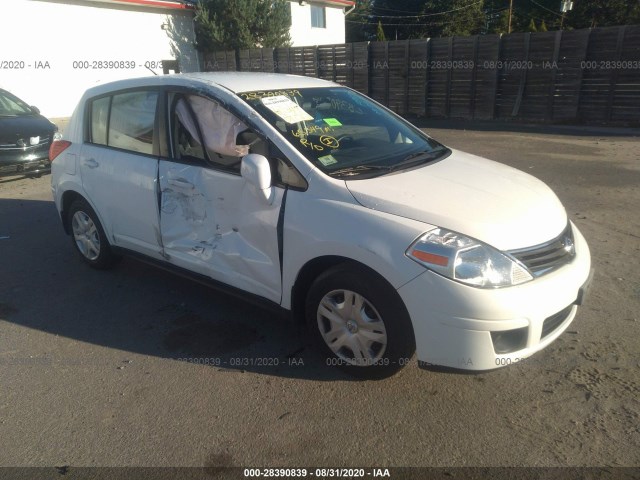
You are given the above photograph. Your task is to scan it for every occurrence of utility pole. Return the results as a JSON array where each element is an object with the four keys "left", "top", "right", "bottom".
[
  {"left": 508, "top": 0, "right": 513, "bottom": 33},
  {"left": 560, "top": 0, "right": 574, "bottom": 30}
]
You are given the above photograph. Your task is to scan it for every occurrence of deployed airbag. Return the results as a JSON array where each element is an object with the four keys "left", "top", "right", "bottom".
[{"left": 185, "top": 95, "right": 249, "bottom": 158}]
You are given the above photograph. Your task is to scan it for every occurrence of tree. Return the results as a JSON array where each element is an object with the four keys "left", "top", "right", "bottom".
[
  {"left": 371, "top": 0, "right": 426, "bottom": 40},
  {"left": 539, "top": 19, "right": 548, "bottom": 31},
  {"left": 567, "top": 0, "right": 640, "bottom": 28},
  {"left": 486, "top": 7, "right": 510, "bottom": 34},
  {"left": 526, "top": 18, "right": 538, "bottom": 32},
  {"left": 376, "top": 20, "right": 387, "bottom": 41},
  {"left": 194, "top": 0, "right": 290, "bottom": 52},
  {"left": 420, "top": 0, "right": 486, "bottom": 37},
  {"left": 485, "top": 0, "right": 560, "bottom": 33},
  {"left": 346, "top": 0, "right": 375, "bottom": 42}
]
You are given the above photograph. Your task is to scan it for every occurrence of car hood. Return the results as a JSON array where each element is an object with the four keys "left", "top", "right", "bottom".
[
  {"left": 0, "top": 115, "right": 55, "bottom": 144},
  {"left": 345, "top": 149, "right": 567, "bottom": 251}
]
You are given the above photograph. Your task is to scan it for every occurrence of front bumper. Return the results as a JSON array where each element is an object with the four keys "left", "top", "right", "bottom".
[
  {"left": 398, "top": 222, "right": 592, "bottom": 371},
  {"left": 0, "top": 151, "right": 51, "bottom": 178}
]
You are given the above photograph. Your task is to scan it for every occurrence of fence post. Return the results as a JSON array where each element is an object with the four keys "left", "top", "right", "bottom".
[
  {"left": 607, "top": 26, "right": 627, "bottom": 122},
  {"left": 445, "top": 36, "right": 453, "bottom": 117},
  {"left": 314, "top": 46, "right": 319, "bottom": 78},
  {"left": 332, "top": 45, "right": 337, "bottom": 82},
  {"left": 404, "top": 41, "right": 410, "bottom": 116},
  {"left": 512, "top": 32, "right": 531, "bottom": 117},
  {"left": 424, "top": 38, "right": 431, "bottom": 117},
  {"left": 470, "top": 35, "right": 479, "bottom": 118},
  {"left": 350, "top": 43, "right": 355, "bottom": 88},
  {"left": 574, "top": 29, "right": 591, "bottom": 121},
  {"left": 547, "top": 30, "right": 563, "bottom": 121},
  {"left": 366, "top": 41, "right": 372, "bottom": 97},
  {"left": 235, "top": 48, "right": 241, "bottom": 72},
  {"left": 492, "top": 34, "right": 502, "bottom": 119},
  {"left": 385, "top": 41, "right": 390, "bottom": 106}
]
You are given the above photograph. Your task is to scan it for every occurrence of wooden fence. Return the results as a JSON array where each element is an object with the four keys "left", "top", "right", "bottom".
[{"left": 202, "top": 26, "right": 640, "bottom": 125}]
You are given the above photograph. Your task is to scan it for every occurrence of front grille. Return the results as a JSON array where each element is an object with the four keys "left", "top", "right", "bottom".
[
  {"left": 541, "top": 305, "right": 574, "bottom": 340},
  {"left": 0, "top": 164, "right": 18, "bottom": 173},
  {"left": 0, "top": 135, "right": 51, "bottom": 151},
  {"left": 508, "top": 224, "right": 575, "bottom": 277}
]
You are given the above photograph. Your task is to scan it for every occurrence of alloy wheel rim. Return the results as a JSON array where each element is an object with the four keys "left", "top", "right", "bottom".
[
  {"left": 72, "top": 211, "right": 100, "bottom": 261},
  {"left": 316, "top": 289, "right": 387, "bottom": 366}
]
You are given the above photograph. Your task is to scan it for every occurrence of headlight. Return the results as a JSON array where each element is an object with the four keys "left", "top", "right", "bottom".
[{"left": 406, "top": 228, "right": 533, "bottom": 288}]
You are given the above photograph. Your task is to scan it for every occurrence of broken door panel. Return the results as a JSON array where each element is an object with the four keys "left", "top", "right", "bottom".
[{"left": 158, "top": 160, "right": 283, "bottom": 303}]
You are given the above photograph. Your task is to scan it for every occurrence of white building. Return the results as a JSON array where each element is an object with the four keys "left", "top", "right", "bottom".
[
  {"left": 0, "top": 0, "right": 199, "bottom": 118},
  {"left": 288, "top": 0, "right": 355, "bottom": 47},
  {"left": 0, "top": 0, "right": 354, "bottom": 118}
]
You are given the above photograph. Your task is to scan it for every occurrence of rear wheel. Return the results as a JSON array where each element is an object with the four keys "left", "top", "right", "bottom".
[
  {"left": 68, "top": 199, "right": 119, "bottom": 269},
  {"left": 305, "top": 264, "right": 415, "bottom": 379}
]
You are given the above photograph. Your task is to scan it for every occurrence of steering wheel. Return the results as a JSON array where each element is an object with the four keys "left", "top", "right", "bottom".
[{"left": 336, "top": 135, "right": 354, "bottom": 145}]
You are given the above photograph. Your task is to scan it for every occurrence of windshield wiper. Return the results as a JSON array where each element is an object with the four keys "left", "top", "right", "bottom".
[
  {"left": 327, "top": 148, "right": 450, "bottom": 178},
  {"left": 386, "top": 148, "right": 448, "bottom": 172},
  {"left": 327, "top": 164, "right": 393, "bottom": 177}
]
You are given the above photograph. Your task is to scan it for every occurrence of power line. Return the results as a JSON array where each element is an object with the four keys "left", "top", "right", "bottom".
[
  {"left": 346, "top": 17, "right": 475, "bottom": 28},
  {"left": 370, "top": 5, "right": 427, "bottom": 15},
  {"left": 529, "top": 0, "right": 565, "bottom": 17},
  {"left": 351, "top": 0, "right": 484, "bottom": 19}
]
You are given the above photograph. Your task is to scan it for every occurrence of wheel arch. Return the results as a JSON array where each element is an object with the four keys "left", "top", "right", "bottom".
[
  {"left": 60, "top": 190, "right": 87, "bottom": 235},
  {"left": 290, "top": 255, "right": 406, "bottom": 325},
  {"left": 60, "top": 190, "right": 108, "bottom": 242}
]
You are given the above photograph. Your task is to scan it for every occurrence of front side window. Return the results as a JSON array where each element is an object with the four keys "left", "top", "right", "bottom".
[
  {"left": 311, "top": 5, "right": 326, "bottom": 28},
  {"left": 239, "top": 87, "right": 449, "bottom": 179},
  {"left": 170, "top": 94, "right": 249, "bottom": 171},
  {"left": 169, "top": 92, "right": 306, "bottom": 188},
  {"left": 172, "top": 95, "right": 206, "bottom": 163},
  {"left": 89, "top": 90, "right": 157, "bottom": 154}
]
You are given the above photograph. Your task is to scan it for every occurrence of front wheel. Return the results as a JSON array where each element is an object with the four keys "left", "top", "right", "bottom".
[{"left": 305, "top": 264, "right": 416, "bottom": 379}]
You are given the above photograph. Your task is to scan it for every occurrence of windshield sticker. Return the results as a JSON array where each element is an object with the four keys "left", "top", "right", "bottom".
[
  {"left": 323, "top": 118, "right": 342, "bottom": 127},
  {"left": 240, "top": 90, "right": 302, "bottom": 101},
  {"left": 318, "top": 155, "right": 338, "bottom": 166},
  {"left": 261, "top": 95, "right": 313, "bottom": 124}
]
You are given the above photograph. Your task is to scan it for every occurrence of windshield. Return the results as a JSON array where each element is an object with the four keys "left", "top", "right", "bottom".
[
  {"left": 0, "top": 90, "right": 34, "bottom": 117},
  {"left": 239, "top": 87, "right": 448, "bottom": 178}
]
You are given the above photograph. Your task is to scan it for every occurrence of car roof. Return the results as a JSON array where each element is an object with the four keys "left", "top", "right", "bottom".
[{"left": 81, "top": 72, "right": 337, "bottom": 99}]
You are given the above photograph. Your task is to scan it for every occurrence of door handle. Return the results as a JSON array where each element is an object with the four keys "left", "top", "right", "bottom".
[
  {"left": 83, "top": 158, "right": 99, "bottom": 169},
  {"left": 168, "top": 178, "right": 195, "bottom": 189}
]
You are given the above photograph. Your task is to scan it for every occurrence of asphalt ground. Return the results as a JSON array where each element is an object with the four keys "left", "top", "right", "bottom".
[{"left": 0, "top": 120, "right": 639, "bottom": 472}]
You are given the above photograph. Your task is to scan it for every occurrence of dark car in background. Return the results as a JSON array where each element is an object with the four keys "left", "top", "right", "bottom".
[{"left": 0, "top": 88, "right": 59, "bottom": 178}]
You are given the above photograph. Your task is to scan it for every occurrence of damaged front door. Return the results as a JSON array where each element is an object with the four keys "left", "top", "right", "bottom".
[{"left": 158, "top": 93, "right": 283, "bottom": 303}]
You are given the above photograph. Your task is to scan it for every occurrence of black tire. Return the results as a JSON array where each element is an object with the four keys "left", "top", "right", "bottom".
[
  {"left": 305, "top": 263, "right": 416, "bottom": 379},
  {"left": 67, "top": 198, "right": 119, "bottom": 270}
]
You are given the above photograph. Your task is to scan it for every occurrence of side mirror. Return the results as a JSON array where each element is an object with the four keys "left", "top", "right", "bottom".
[
  {"left": 30, "top": 106, "right": 40, "bottom": 115},
  {"left": 241, "top": 154, "right": 274, "bottom": 204}
]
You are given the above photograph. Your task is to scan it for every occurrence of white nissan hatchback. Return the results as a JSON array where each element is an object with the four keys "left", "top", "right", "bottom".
[{"left": 50, "top": 72, "right": 592, "bottom": 378}]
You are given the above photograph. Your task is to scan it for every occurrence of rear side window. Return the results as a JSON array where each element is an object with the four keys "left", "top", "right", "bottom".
[
  {"left": 89, "top": 90, "right": 158, "bottom": 155},
  {"left": 91, "top": 97, "right": 110, "bottom": 145}
]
